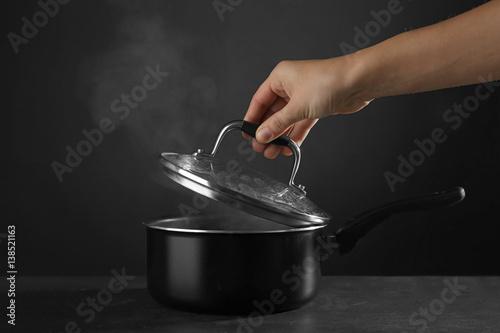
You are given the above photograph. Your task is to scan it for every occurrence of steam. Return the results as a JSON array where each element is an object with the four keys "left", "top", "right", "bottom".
[{"left": 77, "top": 0, "right": 221, "bottom": 188}]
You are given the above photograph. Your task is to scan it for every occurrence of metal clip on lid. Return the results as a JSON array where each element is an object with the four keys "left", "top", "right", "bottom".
[{"left": 195, "top": 120, "right": 306, "bottom": 194}]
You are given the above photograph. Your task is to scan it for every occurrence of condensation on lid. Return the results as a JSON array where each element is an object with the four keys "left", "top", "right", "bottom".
[{"left": 160, "top": 153, "right": 330, "bottom": 225}]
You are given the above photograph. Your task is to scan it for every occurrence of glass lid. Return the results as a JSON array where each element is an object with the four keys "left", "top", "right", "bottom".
[{"left": 159, "top": 120, "right": 330, "bottom": 227}]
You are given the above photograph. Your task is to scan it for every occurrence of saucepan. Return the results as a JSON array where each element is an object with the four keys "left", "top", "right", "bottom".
[{"left": 145, "top": 120, "right": 465, "bottom": 314}]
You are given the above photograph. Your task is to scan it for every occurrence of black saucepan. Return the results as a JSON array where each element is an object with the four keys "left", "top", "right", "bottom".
[{"left": 144, "top": 186, "right": 465, "bottom": 314}]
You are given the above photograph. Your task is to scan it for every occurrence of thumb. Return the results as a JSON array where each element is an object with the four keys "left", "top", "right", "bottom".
[{"left": 256, "top": 102, "right": 302, "bottom": 143}]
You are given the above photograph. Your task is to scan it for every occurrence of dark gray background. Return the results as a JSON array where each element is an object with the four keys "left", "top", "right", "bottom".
[{"left": 2, "top": 0, "right": 499, "bottom": 276}]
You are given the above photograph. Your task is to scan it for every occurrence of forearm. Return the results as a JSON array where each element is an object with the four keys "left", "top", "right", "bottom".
[{"left": 352, "top": 0, "right": 500, "bottom": 100}]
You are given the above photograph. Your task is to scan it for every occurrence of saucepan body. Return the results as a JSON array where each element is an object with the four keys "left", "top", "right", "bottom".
[{"left": 145, "top": 214, "right": 326, "bottom": 314}]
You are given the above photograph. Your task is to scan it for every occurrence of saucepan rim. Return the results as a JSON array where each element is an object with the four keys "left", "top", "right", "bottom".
[{"left": 143, "top": 215, "right": 326, "bottom": 234}]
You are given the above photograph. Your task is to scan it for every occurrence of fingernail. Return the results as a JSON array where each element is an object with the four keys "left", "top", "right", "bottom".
[{"left": 257, "top": 128, "right": 272, "bottom": 142}]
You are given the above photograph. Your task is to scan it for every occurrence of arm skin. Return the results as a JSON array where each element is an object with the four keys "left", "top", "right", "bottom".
[{"left": 244, "top": 0, "right": 500, "bottom": 159}]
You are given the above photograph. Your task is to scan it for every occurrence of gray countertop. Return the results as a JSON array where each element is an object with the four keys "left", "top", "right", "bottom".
[{"left": 13, "top": 276, "right": 500, "bottom": 333}]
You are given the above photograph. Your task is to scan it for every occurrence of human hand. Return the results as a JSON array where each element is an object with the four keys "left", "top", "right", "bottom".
[
  {"left": 243, "top": 56, "right": 372, "bottom": 159},
  {"left": 244, "top": 0, "right": 500, "bottom": 159}
]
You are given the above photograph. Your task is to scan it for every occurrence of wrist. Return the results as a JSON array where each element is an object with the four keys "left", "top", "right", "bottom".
[
  {"left": 346, "top": 46, "right": 386, "bottom": 102},
  {"left": 348, "top": 30, "right": 430, "bottom": 100}
]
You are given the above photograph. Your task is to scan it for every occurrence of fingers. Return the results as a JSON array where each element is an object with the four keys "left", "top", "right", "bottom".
[
  {"left": 289, "top": 118, "right": 318, "bottom": 145},
  {"left": 242, "top": 78, "right": 277, "bottom": 140},
  {"left": 256, "top": 118, "right": 318, "bottom": 159},
  {"left": 244, "top": 87, "right": 311, "bottom": 159},
  {"left": 245, "top": 96, "right": 288, "bottom": 143},
  {"left": 255, "top": 99, "right": 302, "bottom": 143},
  {"left": 242, "top": 61, "right": 310, "bottom": 158},
  {"left": 244, "top": 77, "right": 278, "bottom": 124},
  {"left": 251, "top": 138, "right": 267, "bottom": 153},
  {"left": 250, "top": 107, "right": 288, "bottom": 159},
  {"left": 263, "top": 145, "right": 282, "bottom": 159},
  {"left": 243, "top": 67, "right": 289, "bottom": 140},
  {"left": 280, "top": 118, "right": 318, "bottom": 156}
]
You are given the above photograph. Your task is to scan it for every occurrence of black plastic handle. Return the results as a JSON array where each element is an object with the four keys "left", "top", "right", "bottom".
[
  {"left": 241, "top": 121, "right": 291, "bottom": 147},
  {"left": 334, "top": 187, "right": 466, "bottom": 254}
]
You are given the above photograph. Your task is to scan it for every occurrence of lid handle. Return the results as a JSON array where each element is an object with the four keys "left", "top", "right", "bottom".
[
  {"left": 241, "top": 121, "right": 291, "bottom": 147},
  {"left": 196, "top": 120, "right": 306, "bottom": 194}
]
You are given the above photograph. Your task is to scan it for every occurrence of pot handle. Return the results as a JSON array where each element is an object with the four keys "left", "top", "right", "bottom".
[
  {"left": 197, "top": 120, "right": 306, "bottom": 194},
  {"left": 334, "top": 187, "right": 465, "bottom": 254}
]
